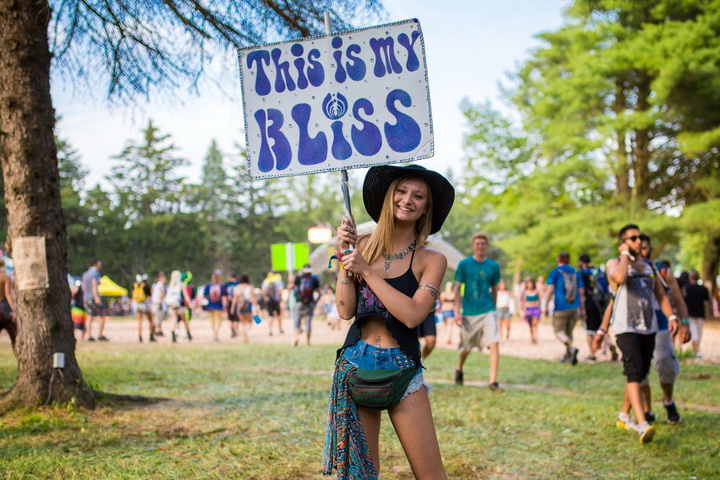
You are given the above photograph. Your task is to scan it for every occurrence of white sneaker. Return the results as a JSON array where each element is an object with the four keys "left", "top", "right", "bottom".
[
  {"left": 616, "top": 412, "right": 636, "bottom": 431},
  {"left": 630, "top": 421, "right": 655, "bottom": 443}
]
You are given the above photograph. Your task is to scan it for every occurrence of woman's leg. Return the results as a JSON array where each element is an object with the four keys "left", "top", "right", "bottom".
[
  {"left": 136, "top": 311, "right": 143, "bottom": 341},
  {"left": 531, "top": 317, "right": 539, "bottom": 344},
  {"left": 357, "top": 406, "right": 382, "bottom": 475},
  {"left": 211, "top": 310, "right": 221, "bottom": 340},
  {"left": 388, "top": 388, "right": 448, "bottom": 480},
  {"left": 240, "top": 314, "right": 252, "bottom": 342}
]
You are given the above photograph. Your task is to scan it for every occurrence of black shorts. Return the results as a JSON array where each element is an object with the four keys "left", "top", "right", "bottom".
[
  {"left": 584, "top": 305, "right": 602, "bottom": 332},
  {"left": 616, "top": 332, "right": 656, "bottom": 383},
  {"left": 417, "top": 312, "right": 437, "bottom": 338},
  {"left": 265, "top": 298, "right": 281, "bottom": 316}
]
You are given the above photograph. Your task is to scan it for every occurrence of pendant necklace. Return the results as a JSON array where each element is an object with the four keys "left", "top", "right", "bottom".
[{"left": 384, "top": 239, "right": 417, "bottom": 273}]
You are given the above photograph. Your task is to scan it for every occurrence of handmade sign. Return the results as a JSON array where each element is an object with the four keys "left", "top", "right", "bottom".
[{"left": 238, "top": 19, "right": 433, "bottom": 179}]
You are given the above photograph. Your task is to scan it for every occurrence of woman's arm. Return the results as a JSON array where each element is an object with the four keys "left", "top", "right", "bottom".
[
  {"left": 343, "top": 248, "right": 447, "bottom": 328},
  {"left": 181, "top": 286, "right": 193, "bottom": 307},
  {"left": 335, "top": 216, "right": 358, "bottom": 319}
]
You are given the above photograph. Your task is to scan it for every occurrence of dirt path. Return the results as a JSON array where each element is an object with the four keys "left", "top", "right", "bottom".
[{"left": 4, "top": 310, "right": 714, "bottom": 365}]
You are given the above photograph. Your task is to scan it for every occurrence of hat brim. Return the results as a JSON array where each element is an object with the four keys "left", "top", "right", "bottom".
[{"left": 363, "top": 164, "right": 455, "bottom": 234}]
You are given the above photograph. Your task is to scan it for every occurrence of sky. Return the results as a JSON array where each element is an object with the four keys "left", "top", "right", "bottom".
[{"left": 51, "top": 0, "right": 569, "bottom": 189}]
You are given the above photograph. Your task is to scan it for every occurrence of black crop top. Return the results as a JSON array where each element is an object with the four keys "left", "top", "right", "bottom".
[{"left": 337, "top": 249, "right": 423, "bottom": 368}]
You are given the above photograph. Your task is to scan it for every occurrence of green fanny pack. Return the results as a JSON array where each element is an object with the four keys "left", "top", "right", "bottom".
[{"left": 348, "top": 367, "right": 417, "bottom": 410}]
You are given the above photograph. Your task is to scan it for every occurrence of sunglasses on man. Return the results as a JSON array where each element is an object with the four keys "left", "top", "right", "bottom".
[{"left": 623, "top": 235, "right": 641, "bottom": 242}]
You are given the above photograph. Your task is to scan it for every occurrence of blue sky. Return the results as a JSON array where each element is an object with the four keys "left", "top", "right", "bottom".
[{"left": 51, "top": 0, "right": 568, "bottom": 188}]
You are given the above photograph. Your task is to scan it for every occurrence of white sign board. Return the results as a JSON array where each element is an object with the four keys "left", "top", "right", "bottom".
[
  {"left": 13, "top": 236, "right": 49, "bottom": 290},
  {"left": 238, "top": 19, "right": 433, "bottom": 179}
]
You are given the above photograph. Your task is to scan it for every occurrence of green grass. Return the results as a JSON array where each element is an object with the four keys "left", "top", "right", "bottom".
[{"left": 1, "top": 344, "right": 719, "bottom": 479}]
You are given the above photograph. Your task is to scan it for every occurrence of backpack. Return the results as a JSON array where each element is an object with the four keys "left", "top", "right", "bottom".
[
  {"left": 296, "top": 275, "right": 315, "bottom": 305},
  {"left": 591, "top": 268, "right": 610, "bottom": 310},
  {"left": 560, "top": 269, "right": 578, "bottom": 304},
  {"left": 209, "top": 284, "right": 222, "bottom": 303},
  {"left": 236, "top": 286, "right": 251, "bottom": 313},
  {"left": 265, "top": 280, "right": 277, "bottom": 300},
  {"left": 132, "top": 282, "right": 147, "bottom": 302}
]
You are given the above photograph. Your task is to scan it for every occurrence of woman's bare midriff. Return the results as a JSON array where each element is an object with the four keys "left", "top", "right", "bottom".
[{"left": 359, "top": 316, "right": 399, "bottom": 348}]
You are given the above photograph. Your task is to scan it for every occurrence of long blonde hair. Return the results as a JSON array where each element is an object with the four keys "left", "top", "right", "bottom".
[{"left": 361, "top": 176, "right": 434, "bottom": 265}]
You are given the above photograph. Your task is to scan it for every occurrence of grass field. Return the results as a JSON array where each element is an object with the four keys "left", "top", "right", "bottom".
[{"left": 1, "top": 343, "right": 719, "bottom": 479}]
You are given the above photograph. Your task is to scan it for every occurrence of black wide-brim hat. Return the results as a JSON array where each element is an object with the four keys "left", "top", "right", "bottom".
[{"left": 363, "top": 164, "right": 455, "bottom": 234}]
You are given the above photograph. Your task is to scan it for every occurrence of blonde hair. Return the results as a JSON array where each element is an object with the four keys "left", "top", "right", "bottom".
[
  {"left": 362, "top": 176, "right": 433, "bottom": 265},
  {"left": 169, "top": 270, "right": 182, "bottom": 289},
  {"left": 472, "top": 232, "right": 489, "bottom": 243}
]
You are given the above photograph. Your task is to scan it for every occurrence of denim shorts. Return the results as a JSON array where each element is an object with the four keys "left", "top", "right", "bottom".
[{"left": 341, "top": 340, "right": 428, "bottom": 402}]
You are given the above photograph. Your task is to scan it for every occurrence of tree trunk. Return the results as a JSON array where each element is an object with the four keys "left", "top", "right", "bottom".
[
  {"left": 702, "top": 234, "right": 720, "bottom": 299},
  {"left": 0, "top": 0, "right": 94, "bottom": 408},
  {"left": 632, "top": 73, "right": 652, "bottom": 203},
  {"left": 613, "top": 78, "right": 631, "bottom": 206}
]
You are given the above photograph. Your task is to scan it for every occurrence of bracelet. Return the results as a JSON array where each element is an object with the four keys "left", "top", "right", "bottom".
[
  {"left": 620, "top": 251, "right": 635, "bottom": 261},
  {"left": 418, "top": 283, "right": 439, "bottom": 298},
  {"left": 681, "top": 318, "right": 690, "bottom": 324},
  {"left": 669, "top": 315, "right": 678, "bottom": 322},
  {"left": 338, "top": 277, "right": 354, "bottom": 285},
  {"left": 597, "top": 328, "right": 607, "bottom": 335}
]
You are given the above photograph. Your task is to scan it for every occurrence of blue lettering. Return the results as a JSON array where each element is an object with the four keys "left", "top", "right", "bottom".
[
  {"left": 351, "top": 98, "right": 382, "bottom": 156},
  {"left": 291, "top": 43, "right": 308, "bottom": 89},
  {"left": 246, "top": 50, "right": 272, "bottom": 96},
  {"left": 271, "top": 48, "right": 295, "bottom": 93},
  {"left": 345, "top": 44, "right": 366, "bottom": 81},
  {"left": 384, "top": 89, "right": 421, "bottom": 153},
  {"left": 292, "top": 104, "right": 328, "bottom": 165},
  {"left": 369, "top": 37, "right": 402, "bottom": 77},
  {"left": 331, "top": 121, "right": 352, "bottom": 160},
  {"left": 332, "top": 37, "right": 347, "bottom": 83},
  {"left": 254, "top": 109, "right": 291, "bottom": 172},
  {"left": 307, "top": 48, "right": 324, "bottom": 87},
  {"left": 397, "top": 31, "right": 420, "bottom": 72}
]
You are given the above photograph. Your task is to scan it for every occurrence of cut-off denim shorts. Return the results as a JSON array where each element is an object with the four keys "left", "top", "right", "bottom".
[{"left": 341, "top": 339, "right": 429, "bottom": 402}]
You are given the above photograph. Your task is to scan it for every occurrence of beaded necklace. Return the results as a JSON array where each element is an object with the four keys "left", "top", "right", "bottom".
[{"left": 384, "top": 239, "right": 417, "bottom": 273}]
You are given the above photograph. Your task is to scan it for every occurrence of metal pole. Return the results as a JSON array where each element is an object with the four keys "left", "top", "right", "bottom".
[{"left": 324, "top": 12, "right": 355, "bottom": 248}]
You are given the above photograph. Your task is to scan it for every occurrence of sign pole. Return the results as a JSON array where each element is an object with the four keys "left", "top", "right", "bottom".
[{"left": 324, "top": 12, "right": 355, "bottom": 248}]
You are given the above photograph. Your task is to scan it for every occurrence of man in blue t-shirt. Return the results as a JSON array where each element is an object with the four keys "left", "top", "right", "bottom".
[
  {"left": 544, "top": 251, "right": 585, "bottom": 365},
  {"left": 453, "top": 232, "right": 503, "bottom": 391}
]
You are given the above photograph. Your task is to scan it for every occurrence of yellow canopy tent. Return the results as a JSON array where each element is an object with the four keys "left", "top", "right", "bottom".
[{"left": 98, "top": 275, "right": 128, "bottom": 297}]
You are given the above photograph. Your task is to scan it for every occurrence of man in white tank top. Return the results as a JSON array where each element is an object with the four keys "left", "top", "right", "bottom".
[{"left": 594, "top": 224, "right": 687, "bottom": 444}]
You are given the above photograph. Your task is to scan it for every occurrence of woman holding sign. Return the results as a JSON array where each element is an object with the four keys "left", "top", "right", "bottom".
[{"left": 323, "top": 164, "right": 453, "bottom": 479}]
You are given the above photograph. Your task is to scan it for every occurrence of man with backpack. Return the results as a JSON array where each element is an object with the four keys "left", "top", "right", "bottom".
[
  {"left": 262, "top": 270, "right": 284, "bottom": 336},
  {"left": 578, "top": 253, "right": 608, "bottom": 362},
  {"left": 293, "top": 264, "right": 320, "bottom": 346},
  {"left": 544, "top": 251, "right": 585, "bottom": 365}
]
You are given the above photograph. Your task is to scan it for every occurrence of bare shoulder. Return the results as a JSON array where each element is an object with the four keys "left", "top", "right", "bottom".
[{"left": 417, "top": 246, "right": 447, "bottom": 267}]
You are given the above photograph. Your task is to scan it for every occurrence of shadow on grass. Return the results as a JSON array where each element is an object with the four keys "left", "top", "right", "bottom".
[{"left": 94, "top": 389, "right": 171, "bottom": 408}]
